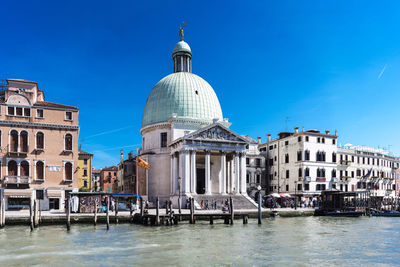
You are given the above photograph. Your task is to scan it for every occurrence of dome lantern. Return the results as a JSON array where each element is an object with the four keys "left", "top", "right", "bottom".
[{"left": 172, "top": 24, "right": 192, "bottom": 73}]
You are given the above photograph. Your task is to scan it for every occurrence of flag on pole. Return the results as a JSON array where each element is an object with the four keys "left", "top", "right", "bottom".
[{"left": 137, "top": 157, "right": 151, "bottom": 170}]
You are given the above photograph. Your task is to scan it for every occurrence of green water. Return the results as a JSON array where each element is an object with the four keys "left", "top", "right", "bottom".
[{"left": 0, "top": 217, "right": 399, "bottom": 266}]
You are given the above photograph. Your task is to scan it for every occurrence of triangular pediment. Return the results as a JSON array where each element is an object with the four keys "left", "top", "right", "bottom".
[{"left": 184, "top": 123, "right": 248, "bottom": 143}]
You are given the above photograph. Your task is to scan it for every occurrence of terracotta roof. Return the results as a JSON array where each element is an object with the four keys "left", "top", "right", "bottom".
[
  {"left": 7, "top": 79, "right": 38, "bottom": 84},
  {"left": 101, "top": 166, "right": 118, "bottom": 171},
  {"left": 79, "top": 150, "right": 93, "bottom": 156},
  {"left": 34, "top": 101, "right": 78, "bottom": 110}
]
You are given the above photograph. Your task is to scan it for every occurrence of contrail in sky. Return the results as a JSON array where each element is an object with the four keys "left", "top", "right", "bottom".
[
  {"left": 81, "top": 125, "right": 134, "bottom": 140},
  {"left": 378, "top": 64, "right": 387, "bottom": 80},
  {"left": 92, "top": 144, "right": 141, "bottom": 152}
]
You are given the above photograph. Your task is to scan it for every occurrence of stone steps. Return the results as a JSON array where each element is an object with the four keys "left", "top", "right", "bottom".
[{"left": 191, "top": 194, "right": 258, "bottom": 210}]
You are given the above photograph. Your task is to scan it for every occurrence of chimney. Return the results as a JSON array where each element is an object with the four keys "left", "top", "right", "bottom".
[
  {"left": 257, "top": 136, "right": 261, "bottom": 144},
  {"left": 294, "top": 126, "right": 299, "bottom": 134},
  {"left": 325, "top": 130, "right": 330, "bottom": 135},
  {"left": 267, "top": 134, "right": 271, "bottom": 143},
  {"left": 335, "top": 129, "right": 338, "bottom": 136},
  {"left": 120, "top": 149, "right": 123, "bottom": 163}
]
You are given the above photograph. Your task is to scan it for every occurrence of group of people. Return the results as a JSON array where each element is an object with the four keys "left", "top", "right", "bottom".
[{"left": 200, "top": 199, "right": 218, "bottom": 210}]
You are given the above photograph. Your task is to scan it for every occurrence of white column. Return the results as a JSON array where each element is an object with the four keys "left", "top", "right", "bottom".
[
  {"left": 235, "top": 152, "right": 240, "bottom": 194},
  {"left": 183, "top": 150, "right": 190, "bottom": 193},
  {"left": 230, "top": 159, "right": 234, "bottom": 193},
  {"left": 240, "top": 152, "right": 247, "bottom": 194},
  {"left": 205, "top": 150, "right": 211, "bottom": 194},
  {"left": 191, "top": 150, "right": 196, "bottom": 193},
  {"left": 221, "top": 151, "right": 226, "bottom": 194},
  {"left": 170, "top": 154, "right": 175, "bottom": 195}
]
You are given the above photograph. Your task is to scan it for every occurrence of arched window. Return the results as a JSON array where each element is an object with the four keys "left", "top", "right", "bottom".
[
  {"left": 36, "top": 132, "right": 44, "bottom": 150},
  {"left": 8, "top": 160, "right": 17, "bottom": 176},
  {"left": 304, "top": 150, "right": 310, "bottom": 161},
  {"left": 20, "top": 161, "right": 29, "bottom": 177},
  {"left": 10, "top": 130, "right": 18, "bottom": 152},
  {"left": 65, "top": 134, "right": 72, "bottom": 151},
  {"left": 65, "top": 162, "right": 72, "bottom": 181},
  {"left": 332, "top": 152, "right": 337, "bottom": 163},
  {"left": 20, "top": 131, "right": 28, "bottom": 153},
  {"left": 36, "top": 161, "right": 44, "bottom": 180}
]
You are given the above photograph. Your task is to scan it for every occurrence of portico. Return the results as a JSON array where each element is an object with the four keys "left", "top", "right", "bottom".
[{"left": 169, "top": 123, "right": 249, "bottom": 197}]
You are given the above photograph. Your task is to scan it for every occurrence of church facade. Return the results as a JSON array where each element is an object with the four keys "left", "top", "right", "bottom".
[{"left": 140, "top": 31, "right": 258, "bottom": 208}]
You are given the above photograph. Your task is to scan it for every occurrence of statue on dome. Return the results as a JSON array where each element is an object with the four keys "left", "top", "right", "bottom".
[{"left": 179, "top": 22, "right": 187, "bottom": 41}]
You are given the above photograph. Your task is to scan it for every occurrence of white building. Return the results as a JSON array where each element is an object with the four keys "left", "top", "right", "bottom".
[
  {"left": 140, "top": 29, "right": 257, "bottom": 209},
  {"left": 260, "top": 127, "right": 338, "bottom": 198},
  {"left": 337, "top": 145, "right": 398, "bottom": 198}
]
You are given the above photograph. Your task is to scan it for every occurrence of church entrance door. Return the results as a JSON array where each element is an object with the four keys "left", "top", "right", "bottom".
[{"left": 196, "top": 168, "right": 205, "bottom": 194}]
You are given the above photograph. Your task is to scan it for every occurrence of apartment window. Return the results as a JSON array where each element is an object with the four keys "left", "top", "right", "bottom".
[
  {"left": 297, "top": 151, "right": 302, "bottom": 161},
  {"left": 246, "top": 173, "right": 250, "bottom": 183},
  {"left": 37, "top": 109, "right": 44, "bottom": 118},
  {"left": 298, "top": 168, "right": 302, "bottom": 177},
  {"left": 255, "top": 158, "right": 261, "bottom": 167},
  {"left": 352, "top": 156, "right": 354, "bottom": 162},
  {"left": 285, "top": 141, "right": 289, "bottom": 146},
  {"left": 367, "top": 158, "right": 370, "bottom": 165},
  {"left": 332, "top": 139, "right": 336, "bottom": 145},
  {"left": 316, "top": 151, "right": 326, "bottom": 162},
  {"left": 305, "top": 136, "right": 309, "bottom": 142},
  {"left": 297, "top": 184, "right": 302, "bottom": 191},
  {"left": 84, "top": 180, "right": 88, "bottom": 188},
  {"left": 357, "top": 157, "right": 360, "bottom": 164},
  {"left": 36, "top": 189, "right": 44, "bottom": 200},
  {"left": 304, "top": 184, "right": 310, "bottom": 191},
  {"left": 351, "top": 171, "right": 354, "bottom": 178},
  {"left": 362, "top": 157, "right": 365, "bottom": 164},
  {"left": 16, "top": 107, "right": 23, "bottom": 116},
  {"left": 65, "top": 162, "right": 73, "bottom": 181},
  {"left": 160, "top": 132, "right": 168, "bottom": 148},
  {"left": 269, "top": 145, "right": 273, "bottom": 150},
  {"left": 274, "top": 156, "right": 277, "bottom": 162},
  {"left": 8, "top": 160, "right": 17, "bottom": 176},
  {"left": 65, "top": 134, "right": 73, "bottom": 151},
  {"left": 340, "top": 170, "right": 343, "bottom": 178},
  {"left": 332, "top": 152, "right": 336, "bottom": 163},
  {"left": 322, "top": 137, "right": 325, "bottom": 143},
  {"left": 285, "top": 154, "right": 289, "bottom": 163},
  {"left": 332, "top": 169, "right": 336, "bottom": 178},
  {"left": 317, "top": 137, "right": 320, "bottom": 143},
  {"left": 298, "top": 136, "right": 302, "bottom": 142},
  {"left": 65, "top": 111, "right": 72, "bottom": 121},
  {"left": 10, "top": 130, "right": 18, "bottom": 152},
  {"left": 286, "top": 185, "right": 289, "bottom": 191},
  {"left": 246, "top": 158, "right": 250, "bottom": 165},
  {"left": 256, "top": 174, "right": 261, "bottom": 184},
  {"left": 317, "top": 168, "right": 325, "bottom": 178},
  {"left": 305, "top": 168, "right": 310, "bottom": 177},
  {"left": 84, "top": 159, "right": 88, "bottom": 165},
  {"left": 83, "top": 168, "right": 88, "bottom": 177},
  {"left": 286, "top": 170, "right": 289, "bottom": 179},
  {"left": 305, "top": 150, "right": 310, "bottom": 161},
  {"left": 20, "top": 131, "right": 28, "bottom": 153},
  {"left": 20, "top": 161, "right": 29, "bottom": 177},
  {"left": 36, "top": 132, "right": 44, "bottom": 150},
  {"left": 36, "top": 161, "right": 44, "bottom": 180}
]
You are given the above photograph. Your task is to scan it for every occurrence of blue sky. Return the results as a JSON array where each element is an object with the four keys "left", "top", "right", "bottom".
[{"left": 2, "top": 1, "right": 400, "bottom": 168}]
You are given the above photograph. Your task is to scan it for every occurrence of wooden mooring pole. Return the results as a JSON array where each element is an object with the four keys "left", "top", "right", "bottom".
[
  {"left": 94, "top": 201, "right": 97, "bottom": 226},
  {"left": 29, "top": 199, "right": 34, "bottom": 231},
  {"left": 115, "top": 198, "right": 119, "bottom": 224},
  {"left": 0, "top": 196, "right": 3, "bottom": 228},
  {"left": 258, "top": 192, "right": 262, "bottom": 225},
  {"left": 191, "top": 198, "right": 195, "bottom": 224},
  {"left": 34, "top": 199, "right": 39, "bottom": 228},
  {"left": 66, "top": 195, "right": 71, "bottom": 231},
  {"left": 140, "top": 198, "right": 144, "bottom": 217},
  {"left": 1, "top": 196, "right": 5, "bottom": 227},
  {"left": 106, "top": 196, "right": 110, "bottom": 230},
  {"left": 156, "top": 197, "right": 160, "bottom": 226},
  {"left": 230, "top": 197, "right": 234, "bottom": 225}
]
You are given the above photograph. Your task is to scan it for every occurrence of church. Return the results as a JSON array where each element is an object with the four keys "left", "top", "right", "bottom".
[{"left": 140, "top": 28, "right": 258, "bottom": 209}]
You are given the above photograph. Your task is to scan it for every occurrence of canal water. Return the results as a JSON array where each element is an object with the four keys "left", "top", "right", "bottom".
[{"left": 0, "top": 216, "right": 399, "bottom": 266}]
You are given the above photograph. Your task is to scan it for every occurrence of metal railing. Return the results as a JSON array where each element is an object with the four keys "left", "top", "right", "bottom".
[{"left": 5, "top": 175, "right": 31, "bottom": 184}]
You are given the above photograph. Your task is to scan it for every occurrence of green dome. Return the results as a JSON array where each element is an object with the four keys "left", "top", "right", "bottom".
[{"left": 142, "top": 72, "right": 223, "bottom": 127}]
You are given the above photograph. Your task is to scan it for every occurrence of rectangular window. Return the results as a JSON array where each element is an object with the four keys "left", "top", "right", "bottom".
[
  {"left": 8, "top": 106, "right": 14, "bottom": 115},
  {"left": 286, "top": 170, "right": 289, "bottom": 179},
  {"left": 246, "top": 158, "right": 249, "bottom": 165},
  {"left": 84, "top": 180, "right": 88, "bottom": 187},
  {"left": 305, "top": 136, "right": 309, "bottom": 142},
  {"left": 285, "top": 154, "right": 289, "bottom": 163},
  {"left": 160, "top": 132, "right": 168, "bottom": 147},
  {"left": 65, "top": 111, "right": 72, "bottom": 120},
  {"left": 333, "top": 139, "right": 336, "bottom": 145},
  {"left": 16, "top": 107, "right": 23, "bottom": 116},
  {"left": 269, "top": 145, "right": 273, "bottom": 150},
  {"left": 297, "top": 151, "right": 302, "bottom": 161},
  {"left": 285, "top": 141, "right": 289, "bottom": 146},
  {"left": 36, "top": 190, "right": 44, "bottom": 200},
  {"left": 84, "top": 159, "right": 88, "bottom": 165},
  {"left": 286, "top": 184, "right": 289, "bottom": 191},
  {"left": 298, "top": 136, "right": 302, "bottom": 142},
  {"left": 37, "top": 109, "right": 44, "bottom": 118},
  {"left": 255, "top": 158, "right": 261, "bottom": 166},
  {"left": 304, "top": 184, "right": 310, "bottom": 191},
  {"left": 83, "top": 168, "right": 88, "bottom": 177},
  {"left": 24, "top": 108, "right": 30, "bottom": 117},
  {"left": 297, "top": 184, "right": 302, "bottom": 191}
]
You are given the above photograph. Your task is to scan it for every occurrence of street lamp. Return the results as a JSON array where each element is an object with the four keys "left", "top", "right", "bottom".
[
  {"left": 294, "top": 181, "right": 297, "bottom": 210},
  {"left": 178, "top": 177, "right": 182, "bottom": 216}
]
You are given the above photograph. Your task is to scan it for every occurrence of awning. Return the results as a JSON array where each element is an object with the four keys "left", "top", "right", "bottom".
[
  {"left": 47, "top": 189, "right": 62, "bottom": 198},
  {"left": 4, "top": 189, "right": 33, "bottom": 198},
  {"left": 283, "top": 193, "right": 291, "bottom": 198},
  {"left": 270, "top": 193, "right": 281, "bottom": 198}
]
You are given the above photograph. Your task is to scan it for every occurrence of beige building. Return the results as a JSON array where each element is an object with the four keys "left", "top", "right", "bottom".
[{"left": 0, "top": 79, "right": 79, "bottom": 211}]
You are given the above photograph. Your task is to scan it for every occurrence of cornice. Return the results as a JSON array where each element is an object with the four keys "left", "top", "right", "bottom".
[{"left": 0, "top": 120, "right": 79, "bottom": 131}]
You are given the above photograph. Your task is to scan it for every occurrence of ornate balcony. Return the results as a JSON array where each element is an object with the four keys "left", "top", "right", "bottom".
[
  {"left": 7, "top": 145, "right": 29, "bottom": 157},
  {"left": 5, "top": 175, "right": 31, "bottom": 184}
]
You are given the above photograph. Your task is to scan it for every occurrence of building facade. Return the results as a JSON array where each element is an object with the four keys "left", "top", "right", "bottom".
[
  {"left": 260, "top": 127, "right": 338, "bottom": 198},
  {"left": 0, "top": 79, "right": 79, "bottom": 211},
  {"left": 100, "top": 166, "right": 118, "bottom": 193},
  {"left": 92, "top": 169, "right": 101, "bottom": 192},
  {"left": 78, "top": 150, "right": 93, "bottom": 191}
]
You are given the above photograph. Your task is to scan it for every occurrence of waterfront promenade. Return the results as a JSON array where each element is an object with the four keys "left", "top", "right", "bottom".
[{"left": 2, "top": 207, "right": 315, "bottom": 226}]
